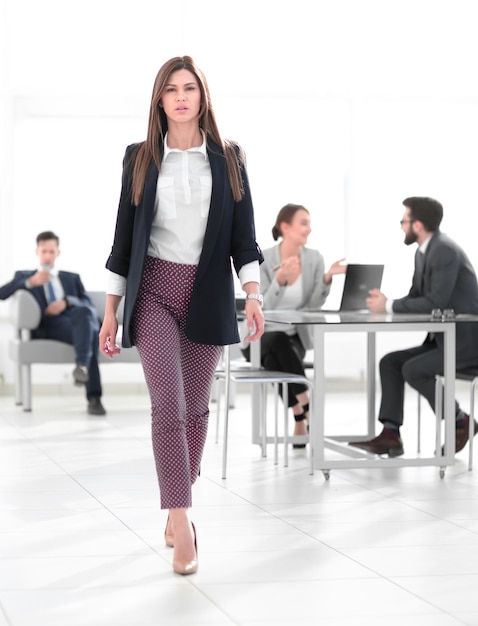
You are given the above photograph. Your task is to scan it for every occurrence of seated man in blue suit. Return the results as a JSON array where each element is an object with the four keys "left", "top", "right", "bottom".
[{"left": 0, "top": 230, "right": 106, "bottom": 416}]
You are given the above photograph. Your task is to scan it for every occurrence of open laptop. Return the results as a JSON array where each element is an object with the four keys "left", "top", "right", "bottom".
[{"left": 321, "top": 264, "right": 384, "bottom": 312}]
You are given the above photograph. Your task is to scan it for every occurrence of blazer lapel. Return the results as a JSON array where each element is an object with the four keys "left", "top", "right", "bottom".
[
  {"left": 32, "top": 285, "right": 48, "bottom": 310},
  {"left": 58, "top": 272, "right": 69, "bottom": 294},
  {"left": 142, "top": 160, "right": 159, "bottom": 236},
  {"left": 195, "top": 146, "right": 227, "bottom": 281},
  {"left": 299, "top": 249, "right": 313, "bottom": 307}
]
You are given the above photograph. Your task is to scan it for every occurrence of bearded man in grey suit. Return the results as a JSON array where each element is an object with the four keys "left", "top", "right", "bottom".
[{"left": 349, "top": 196, "right": 478, "bottom": 457}]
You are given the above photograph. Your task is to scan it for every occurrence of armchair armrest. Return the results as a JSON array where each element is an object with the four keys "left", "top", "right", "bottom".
[{"left": 9, "top": 290, "right": 41, "bottom": 336}]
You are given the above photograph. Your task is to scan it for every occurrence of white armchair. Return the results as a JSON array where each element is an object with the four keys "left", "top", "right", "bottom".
[{"left": 7, "top": 290, "right": 140, "bottom": 411}]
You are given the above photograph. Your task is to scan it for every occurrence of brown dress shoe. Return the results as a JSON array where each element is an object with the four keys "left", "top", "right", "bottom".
[
  {"left": 455, "top": 414, "right": 478, "bottom": 453},
  {"left": 348, "top": 427, "right": 404, "bottom": 457}
]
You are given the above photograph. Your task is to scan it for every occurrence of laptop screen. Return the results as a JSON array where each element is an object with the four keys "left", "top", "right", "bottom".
[{"left": 339, "top": 264, "right": 384, "bottom": 311}]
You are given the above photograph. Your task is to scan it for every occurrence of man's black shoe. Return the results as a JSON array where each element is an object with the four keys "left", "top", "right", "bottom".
[
  {"left": 73, "top": 364, "right": 89, "bottom": 385},
  {"left": 87, "top": 397, "right": 106, "bottom": 416}
]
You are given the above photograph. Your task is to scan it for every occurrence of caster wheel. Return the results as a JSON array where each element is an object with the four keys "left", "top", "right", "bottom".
[
  {"left": 323, "top": 470, "right": 330, "bottom": 480},
  {"left": 439, "top": 467, "right": 445, "bottom": 479}
]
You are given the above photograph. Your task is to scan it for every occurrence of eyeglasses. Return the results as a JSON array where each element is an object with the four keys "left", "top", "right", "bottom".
[{"left": 400, "top": 219, "right": 415, "bottom": 225}]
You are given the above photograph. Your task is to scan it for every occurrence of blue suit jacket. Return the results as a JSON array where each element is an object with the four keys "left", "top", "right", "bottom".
[
  {"left": 393, "top": 231, "right": 478, "bottom": 366},
  {"left": 106, "top": 138, "right": 263, "bottom": 347},
  {"left": 0, "top": 270, "right": 95, "bottom": 319}
]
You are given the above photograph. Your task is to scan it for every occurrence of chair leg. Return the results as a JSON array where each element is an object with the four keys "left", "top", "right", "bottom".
[
  {"left": 261, "top": 385, "right": 268, "bottom": 458},
  {"left": 417, "top": 392, "right": 421, "bottom": 453},
  {"left": 221, "top": 346, "right": 231, "bottom": 480},
  {"left": 283, "top": 384, "right": 289, "bottom": 467},
  {"left": 435, "top": 375, "right": 444, "bottom": 460},
  {"left": 221, "top": 383, "right": 230, "bottom": 480},
  {"left": 21, "top": 364, "right": 32, "bottom": 412},
  {"left": 14, "top": 362, "right": 22, "bottom": 406},
  {"left": 273, "top": 382, "right": 279, "bottom": 465},
  {"left": 469, "top": 379, "right": 477, "bottom": 471},
  {"left": 308, "top": 383, "right": 314, "bottom": 475},
  {"left": 214, "top": 377, "right": 222, "bottom": 445}
]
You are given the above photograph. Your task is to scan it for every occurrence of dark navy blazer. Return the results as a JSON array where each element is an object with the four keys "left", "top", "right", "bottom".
[{"left": 105, "top": 138, "right": 263, "bottom": 348}]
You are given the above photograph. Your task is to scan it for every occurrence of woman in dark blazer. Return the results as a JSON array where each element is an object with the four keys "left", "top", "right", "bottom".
[{"left": 99, "top": 56, "right": 264, "bottom": 575}]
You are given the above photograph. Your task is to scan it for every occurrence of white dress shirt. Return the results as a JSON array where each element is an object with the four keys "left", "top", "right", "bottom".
[
  {"left": 264, "top": 276, "right": 303, "bottom": 335},
  {"left": 26, "top": 266, "right": 64, "bottom": 302},
  {"left": 46, "top": 267, "right": 64, "bottom": 302}
]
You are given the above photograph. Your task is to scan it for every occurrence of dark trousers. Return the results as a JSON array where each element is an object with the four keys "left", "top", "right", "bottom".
[
  {"left": 378, "top": 340, "right": 461, "bottom": 428},
  {"left": 243, "top": 331, "right": 308, "bottom": 408},
  {"left": 33, "top": 304, "right": 102, "bottom": 400}
]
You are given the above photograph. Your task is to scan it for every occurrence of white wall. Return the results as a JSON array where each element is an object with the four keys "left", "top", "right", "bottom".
[{"left": 1, "top": 0, "right": 478, "bottom": 387}]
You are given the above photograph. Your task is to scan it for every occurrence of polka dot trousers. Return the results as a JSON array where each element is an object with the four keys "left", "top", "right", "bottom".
[{"left": 132, "top": 257, "right": 222, "bottom": 509}]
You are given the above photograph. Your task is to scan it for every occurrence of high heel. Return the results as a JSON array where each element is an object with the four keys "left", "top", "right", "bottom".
[
  {"left": 292, "top": 411, "right": 308, "bottom": 449},
  {"left": 173, "top": 522, "right": 198, "bottom": 575},
  {"left": 164, "top": 514, "right": 174, "bottom": 548}
]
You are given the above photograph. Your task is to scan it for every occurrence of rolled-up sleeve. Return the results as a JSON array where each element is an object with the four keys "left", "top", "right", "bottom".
[{"left": 238, "top": 260, "right": 260, "bottom": 287}]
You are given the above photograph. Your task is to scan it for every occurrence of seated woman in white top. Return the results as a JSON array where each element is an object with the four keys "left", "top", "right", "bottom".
[{"left": 243, "top": 203, "right": 345, "bottom": 446}]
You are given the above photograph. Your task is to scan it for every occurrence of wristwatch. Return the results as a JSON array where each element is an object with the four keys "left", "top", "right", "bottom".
[{"left": 246, "top": 293, "right": 263, "bottom": 306}]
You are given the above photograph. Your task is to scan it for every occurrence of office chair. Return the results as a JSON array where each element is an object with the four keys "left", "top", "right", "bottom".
[{"left": 214, "top": 344, "right": 314, "bottom": 479}]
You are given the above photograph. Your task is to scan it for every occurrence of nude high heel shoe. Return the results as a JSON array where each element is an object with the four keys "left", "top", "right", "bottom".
[
  {"left": 164, "top": 514, "right": 174, "bottom": 548},
  {"left": 173, "top": 522, "right": 198, "bottom": 575}
]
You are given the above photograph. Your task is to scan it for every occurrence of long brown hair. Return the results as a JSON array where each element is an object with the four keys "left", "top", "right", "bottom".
[{"left": 131, "top": 56, "right": 244, "bottom": 205}]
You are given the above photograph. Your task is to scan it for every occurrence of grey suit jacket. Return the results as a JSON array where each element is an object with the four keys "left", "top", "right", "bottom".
[
  {"left": 393, "top": 231, "right": 478, "bottom": 366},
  {"left": 260, "top": 244, "right": 331, "bottom": 350}
]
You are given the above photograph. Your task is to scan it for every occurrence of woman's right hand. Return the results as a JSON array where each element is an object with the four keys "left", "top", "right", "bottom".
[
  {"left": 99, "top": 295, "right": 123, "bottom": 358},
  {"left": 99, "top": 313, "right": 121, "bottom": 358},
  {"left": 276, "top": 255, "right": 301, "bottom": 286}
]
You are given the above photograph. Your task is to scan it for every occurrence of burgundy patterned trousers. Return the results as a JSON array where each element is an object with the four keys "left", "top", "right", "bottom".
[{"left": 132, "top": 257, "right": 222, "bottom": 509}]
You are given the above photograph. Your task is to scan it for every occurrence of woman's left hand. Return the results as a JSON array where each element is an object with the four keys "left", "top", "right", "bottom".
[
  {"left": 243, "top": 300, "right": 265, "bottom": 342},
  {"left": 324, "top": 258, "right": 347, "bottom": 284}
]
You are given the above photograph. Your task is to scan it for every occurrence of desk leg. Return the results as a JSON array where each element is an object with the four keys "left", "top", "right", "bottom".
[
  {"left": 443, "top": 324, "right": 456, "bottom": 464},
  {"left": 367, "top": 332, "right": 376, "bottom": 438},
  {"left": 312, "top": 326, "right": 325, "bottom": 465}
]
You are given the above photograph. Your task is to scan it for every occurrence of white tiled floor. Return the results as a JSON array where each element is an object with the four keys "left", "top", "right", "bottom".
[{"left": 1, "top": 386, "right": 478, "bottom": 626}]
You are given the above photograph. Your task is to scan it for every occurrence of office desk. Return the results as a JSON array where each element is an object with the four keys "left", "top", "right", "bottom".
[{"left": 255, "top": 310, "right": 473, "bottom": 478}]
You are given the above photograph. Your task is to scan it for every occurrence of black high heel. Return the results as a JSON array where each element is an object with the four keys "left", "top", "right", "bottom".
[{"left": 292, "top": 411, "right": 308, "bottom": 449}]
